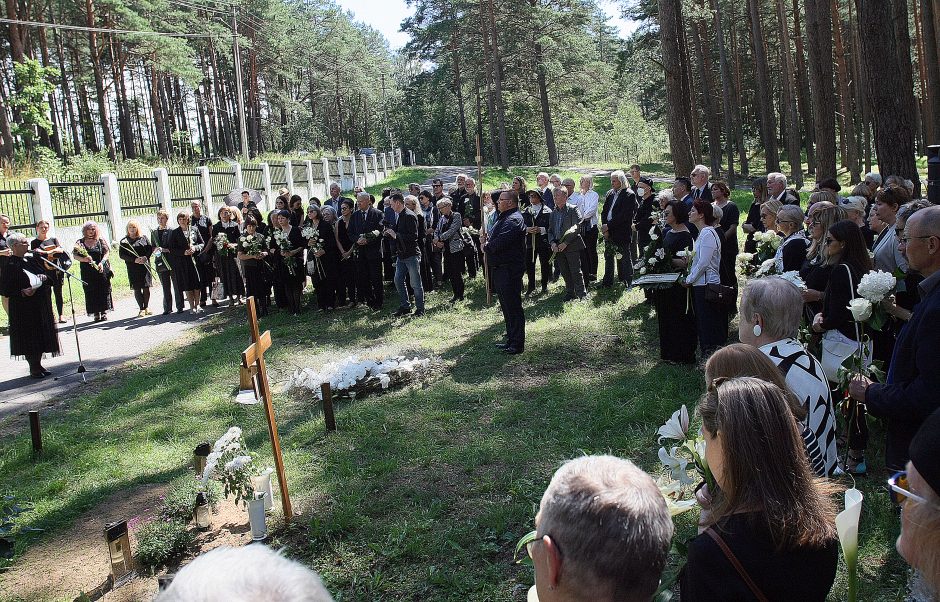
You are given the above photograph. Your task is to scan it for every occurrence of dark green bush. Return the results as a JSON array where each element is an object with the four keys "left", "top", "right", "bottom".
[
  {"left": 160, "top": 476, "right": 219, "bottom": 522},
  {"left": 135, "top": 518, "right": 193, "bottom": 568}
]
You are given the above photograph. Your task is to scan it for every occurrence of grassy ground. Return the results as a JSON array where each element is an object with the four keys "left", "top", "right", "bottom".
[{"left": 0, "top": 169, "right": 908, "bottom": 601}]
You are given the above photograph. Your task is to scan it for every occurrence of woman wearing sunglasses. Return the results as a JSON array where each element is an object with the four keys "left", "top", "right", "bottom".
[
  {"left": 680, "top": 377, "right": 838, "bottom": 601},
  {"left": 811, "top": 219, "right": 873, "bottom": 475},
  {"left": 891, "top": 407, "right": 940, "bottom": 594}
]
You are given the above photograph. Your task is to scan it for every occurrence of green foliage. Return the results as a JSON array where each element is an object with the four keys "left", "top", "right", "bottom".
[
  {"left": 160, "top": 476, "right": 219, "bottom": 522},
  {"left": 9, "top": 59, "right": 59, "bottom": 147},
  {"left": 134, "top": 518, "right": 193, "bottom": 569}
]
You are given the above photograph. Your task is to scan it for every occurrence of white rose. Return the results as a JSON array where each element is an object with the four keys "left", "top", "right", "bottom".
[
  {"left": 640, "top": 267, "right": 647, "bottom": 275},
  {"left": 847, "top": 298, "right": 873, "bottom": 322},
  {"left": 649, "top": 257, "right": 657, "bottom": 265},
  {"left": 650, "top": 233, "right": 659, "bottom": 241}
]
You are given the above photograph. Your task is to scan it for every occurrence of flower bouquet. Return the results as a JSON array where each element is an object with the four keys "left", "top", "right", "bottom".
[
  {"left": 272, "top": 229, "right": 297, "bottom": 276},
  {"left": 856, "top": 270, "right": 897, "bottom": 332},
  {"left": 306, "top": 236, "right": 326, "bottom": 279},
  {"left": 214, "top": 232, "right": 233, "bottom": 257},
  {"left": 633, "top": 231, "right": 680, "bottom": 289},
  {"left": 201, "top": 427, "right": 254, "bottom": 507},
  {"left": 73, "top": 243, "right": 102, "bottom": 272},
  {"left": 237, "top": 233, "right": 267, "bottom": 257},
  {"left": 352, "top": 230, "right": 381, "bottom": 260},
  {"left": 548, "top": 224, "right": 580, "bottom": 263},
  {"left": 752, "top": 230, "right": 782, "bottom": 261},
  {"left": 656, "top": 405, "right": 715, "bottom": 497}
]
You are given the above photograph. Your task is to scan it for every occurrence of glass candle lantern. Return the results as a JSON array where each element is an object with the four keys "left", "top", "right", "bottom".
[
  {"left": 195, "top": 491, "right": 210, "bottom": 531},
  {"left": 193, "top": 442, "right": 211, "bottom": 476},
  {"left": 104, "top": 520, "right": 133, "bottom": 581}
]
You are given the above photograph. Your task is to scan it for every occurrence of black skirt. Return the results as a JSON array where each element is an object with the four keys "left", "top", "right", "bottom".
[
  {"left": 0, "top": 258, "right": 61, "bottom": 358},
  {"left": 653, "top": 285, "right": 697, "bottom": 364},
  {"left": 217, "top": 254, "right": 245, "bottom": 296}
]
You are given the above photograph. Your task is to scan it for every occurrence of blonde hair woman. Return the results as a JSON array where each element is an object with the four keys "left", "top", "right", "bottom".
[
  {"left": 118, "top": 219, "right": 154, "bottom": 316},
  {"left": 72, "top": 221, "right": 113, "bottom": 322}
]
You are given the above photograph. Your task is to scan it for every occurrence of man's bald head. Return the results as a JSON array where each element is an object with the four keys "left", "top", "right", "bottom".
[{"left": 904, "top": 206, "right": 940, "bottom": 276}]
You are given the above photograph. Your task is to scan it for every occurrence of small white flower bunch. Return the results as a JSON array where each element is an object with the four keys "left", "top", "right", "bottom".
[
  {"left": 777, "top": 271, "right": 807, "bottom": 291},
  {"left": 202, "top": 426, "right": 255, "bottom": 506},
  {"left": 649, "top": 226, "right": 659, "bottom": 241},
  {"left": 753, "top": 230, "right": 783, "bottom": 250},
  {"left": 848, "top": 298, "right": 874, "bottom": 322},
  {"left": 754, "top": 258, "right": 777, "bottom": 277},
  {"left": 655, "top": 248, "right": 666, "bottom": 260},
  {"left": 301, "top": 225, "right": 317, "bottom": 239}
]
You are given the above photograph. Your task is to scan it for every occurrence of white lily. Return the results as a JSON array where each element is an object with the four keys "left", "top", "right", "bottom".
[
  {"left": 836, "top": 488, "right": 864, "bottom": 602},
  {"left": 657, "top": 405, "right": 690, "bottom": 442},
  {"left": 658, "top": 446, "right": 693, "bottom": 485}
]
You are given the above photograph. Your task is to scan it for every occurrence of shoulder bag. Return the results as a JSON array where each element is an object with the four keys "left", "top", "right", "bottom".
[
  {"left": 705, "top": 528, "right": 770, "bottom": 602},
  {"left": 703, "top": 228, "right": 736, "bottom": 305},
  {"left": 820, "top": 264, "right": 873, "bottom": 382}
]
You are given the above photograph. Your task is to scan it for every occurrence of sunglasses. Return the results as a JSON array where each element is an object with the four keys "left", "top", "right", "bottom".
[
  {"left": 888, "top": 471, "right": 940, "bottom": 509},
  {"left": 825, "top": 237, "right": 836, "bottom": 245}
]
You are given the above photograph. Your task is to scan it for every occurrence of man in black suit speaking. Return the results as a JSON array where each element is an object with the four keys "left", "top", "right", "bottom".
[
  {"left": 485, "top": 190, "right": 527, "bottom": 354},
  {"left": 348, "top": 191, "right": 385, "bottom": 310}
]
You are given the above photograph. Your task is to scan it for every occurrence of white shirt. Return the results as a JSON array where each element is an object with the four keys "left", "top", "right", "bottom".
[
  {"left": 687, "top": 226, "right": 722, "bottom": 286},
  {"left": 569, "top": 190, "right": 599, "bottom": 228}
]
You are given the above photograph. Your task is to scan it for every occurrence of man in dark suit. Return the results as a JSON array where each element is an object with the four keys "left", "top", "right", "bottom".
[
  {"left": 600, "top": 170, "right": 637, "bottom": 287},
  {"left": 674, "top": 177, "right": 694, "bottom": 207},
  {"left": 850, "top": 206, "right": 940, "bottom": 472},
  {"left": 690, "top": 165, "right": 713, "bottom": 201},
  {"left": 485, "top": 190, "right": 527, "bottom": 354},
  {"left": 449, "top": 174, "right": 467, "bottom": 208},
  {"left": 536, "top": 172, "right": 554, "bottom": 206},
  {"left": 460, "top": 177, "right": 482, "bottom": 278},
  {"left": 418, "top": 192, "right": 440, "bottom": 292},
  {"left": 549, "top": 187, "right": 587, "bottom": 300},
  {"left": 348, "top": 192, "right": 385, "bottom": 310},
  {"left": 324, "top": 182, "right": 352, "bottom": 213},
  {"left": 381, "top": 195, "right": 398, "bottom": 283},
  {"left": 385, "top": 192, "right": 424, "bottom": 317}
]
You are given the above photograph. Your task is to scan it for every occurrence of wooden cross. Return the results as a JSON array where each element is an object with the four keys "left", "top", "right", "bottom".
[{"left": 241, "top": 296, "right": 292, "bottom": 521}]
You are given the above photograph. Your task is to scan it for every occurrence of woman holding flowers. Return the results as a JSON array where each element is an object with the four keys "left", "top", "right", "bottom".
[
  {"left": 653, "top": 200, "right": 696, "bottom": 364},
  {"left": 30, "top": 220, "right": 68, "bottom": 323},
  {"left": 167, "top": 212, "right": 206, "bottom": 313},
  {"left": 682, "top": 200, "right": 727, "bottom": 356},
  {"left": 118, "top": 220, "right": 153, "bottom": 317},
  {"left": 800, "top": 203, "right": 846, "bottom": 322},
  {"left": 336, "top": 199, "right": 357, "bottom": 308},
  {"left": 236, "top": 217, "right": 270, "bottom": 316},
  {"left": 774, "top": 205, "right": 810, "bottom": 273},
  {"left": 811, "top": 219, "right": 873, "bottom": 475},
  {"left": 152, "top": 210, "right": 179, "bottom": 314},
  {"left": 315, "top": 206, "right": 342, "bottom": 311},
  {"left": 742, "top": 177, "right": 769, "bottom": 253},
  {"left": 271, "top": 209, "right": 305, "bottom": 316},
  {"left": 214, "top": 206, "right": 244, "bottom": 307},
  {"left": 680, "top": 377, "right": 838, "bottom": 601},
  {"left": 302, "top": 205, "right": 322, "bottom": 293},
  {"left": 869, "top": 185, "right": 912, "bottom": 369},
  {"left": 73, "top": 221, "right": 113, "bottom": 322}
]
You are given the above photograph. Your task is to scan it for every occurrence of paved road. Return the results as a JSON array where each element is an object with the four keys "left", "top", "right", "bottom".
[{"left": 0, "top": 285, "right": 227, "bottom": 419}]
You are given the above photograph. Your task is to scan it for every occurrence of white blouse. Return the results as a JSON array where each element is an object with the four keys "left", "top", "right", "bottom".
[{"left": 687, "top": 226, "right": 722, "bottom": 286}]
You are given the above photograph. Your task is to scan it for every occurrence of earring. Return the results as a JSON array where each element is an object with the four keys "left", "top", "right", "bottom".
[{"left": 753, "top": 323, "right": 762, "bottom": 337}]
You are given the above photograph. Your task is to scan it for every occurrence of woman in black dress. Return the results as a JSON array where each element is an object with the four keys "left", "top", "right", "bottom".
[
  {"left": 653, "top": 201, "right": 696, "bottom": 364},
  {"left": 302, "top": 205, "right": 322, "bottom": 294},
  {"left": 214, "top": 206, "right": 245, "bottom": 307},
  {"left": 118, "top": 220, "right": 154, "bottom": 317},
  {"left": 30, "top": 219, "right": 68, "bottom": 323},
  {"left": 336, "top": 199, "right": 357, "bottom": 307},
  {"left": 0, "top": 232, "right": 60, "bottom": 378},
  {"left": 236, "top": 217, "right": 271, "bottom": 316},
  {"left": 712, "top": 182, "right": 739, "bottom": 293},
  {"left": 189, "top": 201, "right": 215, "bottom": 308},
  {"left": 72, "top": 221, "right": 113, "bottom": 322},
  {"left": 271, "top": 210, "right": 305, "bottom": 315},
  {"left": 314, "top": 206, "right": 341, "bottom": 311},
  {"left": 167, "top": 212, "right": 206, "bottom": 313},
  {"left": 800, "top": 204, "right": 844, "bottom": 324},
  {"left": 152, "top": 210, "right": 179, "bottom": 314}
]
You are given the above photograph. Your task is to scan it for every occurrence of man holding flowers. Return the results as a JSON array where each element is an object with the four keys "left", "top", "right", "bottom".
[
  {"left": 548, "top": 187, "right": 586, "bottom": 301},
  {"left": 850, "top": 206, "right": 940, "bottom": 472}
]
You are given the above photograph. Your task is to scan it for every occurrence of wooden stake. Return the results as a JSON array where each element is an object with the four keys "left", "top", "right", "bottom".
[
  {"left": 241, "top": 296, "right": 292, "bottom": 521},
  {"left": 476, "top": 133, "right": 492, "bottom": 306},
  {"left": 28, "top": 411, "right": 41, "bottom": 454},
  {"left": 320, "top": 382, "right": 336, "bottom": 432}
]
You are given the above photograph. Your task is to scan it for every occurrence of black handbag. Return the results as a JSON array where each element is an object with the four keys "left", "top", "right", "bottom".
[{"left": 705, "top": 282, "right": 737, "bottom": 305}]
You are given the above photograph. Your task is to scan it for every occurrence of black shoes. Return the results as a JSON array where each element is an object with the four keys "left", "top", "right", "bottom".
[
  {"left": 393, "top": 306, "right": 412, "bottom": 317},
  {"left": 413, "top": 308, "right": 425, "bottom": 317},
  {"left": 503, "top": 347, "right": 523, "bottom": 355},
  {"left": 494, "top": 342, "right": 509, "bottom": 349}
]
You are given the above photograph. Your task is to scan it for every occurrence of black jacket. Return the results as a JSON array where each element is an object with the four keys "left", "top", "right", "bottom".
[
  {"left": 459, "top": 193, "right": 482, "bottom": 229},
  {"left": 484, "top": 208, "right": 526, "bottom": 267},
  {"left": 601, "top": 187, "right": 637, "bottom": 245},
  {"left": 392, "top": 208, "right": 421, "bottom": 259},
  {"left": 522, "top": 203, "right": 553, "bottom": 250},
  {"left": 347, "top": 206, "right": 385, "bottom": 260}
]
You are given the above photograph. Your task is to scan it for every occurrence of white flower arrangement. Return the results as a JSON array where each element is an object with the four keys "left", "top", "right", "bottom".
[
  {"left": 655, "top": 248, "right": 666, "bottom": 260},
  {"left": 655, "top": 405, "right": 714, "bottom": 515},
  {"left": 857, "top": 270, "right": 897, "bottom": 303},
  {"left": 753, "top": 258, "right": 778, "bottom": 277},
  {"left": 301, "top": 225, "right": 317, "bottom": 239},
  {"left": 777, "top": 271, "right": 807, "bottom": 291},
  {"left": 752, "top": 230, "right": 783, "bottom": 249},
  {"left": 288, "top": 355, "right": 432, "bottom": 400},
  {"left": 202, "top": 426, "right": 255, "bottom": 507}
]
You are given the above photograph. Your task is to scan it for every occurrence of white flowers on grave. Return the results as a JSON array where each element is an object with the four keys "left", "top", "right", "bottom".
[
  {"left": 201, "top": 426, "right": 255, "bottom": 507},
  {"left": 288, "top": 355, "right": 431, "bottom": 400}
]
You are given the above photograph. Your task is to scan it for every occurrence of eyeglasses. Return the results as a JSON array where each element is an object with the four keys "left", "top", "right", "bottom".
[
  {"left": 888, "top": 471, "right": 940, "bottom": 510},
  {"left": 899, "top": 235, "right": 933, "bottom": 244},
  {"left": 707, "top": 376, "right": 731, "bottom": 393}
]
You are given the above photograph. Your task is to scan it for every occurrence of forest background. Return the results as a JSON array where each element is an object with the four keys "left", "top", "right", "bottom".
[{"left": 0, "top": 0, "right": 937, "bottom": 188}]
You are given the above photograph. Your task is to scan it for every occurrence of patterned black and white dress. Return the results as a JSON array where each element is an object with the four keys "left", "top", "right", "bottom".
[{"left": 761, "top": 338, "right": 839, "bottom": 476}]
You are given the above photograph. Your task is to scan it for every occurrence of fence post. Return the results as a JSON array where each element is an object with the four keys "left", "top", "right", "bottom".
[
  {"left": 27, "top": 178, "right": 55, "bottom": 237},
  {"left": 322, "top": 158, "right": 331, "bottom": 192},
  {"left": 359, "top": 154, "right": 368, "bottom": 186},
  {"left": 284, "top": 160, "right": 295, "bottom": 198},
  {"left": 101, "top": 173, "right": 124, "bottom": 243},
  {"left": 198, "top": 166, "right": 215, "bottom": 216},
  {"left": 304, "top": 160, "right": 315, "bottom": 199},
  {"left": 152, "top": 168, "right": 173, "bottom": 216},
  {"left": 260, "top": 163, "right": 273, "bottom": 212},
  {"left": 370, "top": 154, "right": 379, "bottom": 183},
  {"left": 381, "top": 153, "right": 388, "bottom": 179},
  {"left": 233, "top": 163, "right": 244, "bottom": 189},
  {"left": 349, "top": 155, "right": 359, "bottom": 189}
]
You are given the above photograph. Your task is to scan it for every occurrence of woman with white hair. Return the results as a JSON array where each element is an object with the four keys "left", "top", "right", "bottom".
[
  {"left": 774, "top": 205, "right": 809, "bottom": 272},
  {"left": 600, "top": 170, "right": 636, "bottom": 287},
  {"left": 738, "top": 277, "right": 839, "bottom": 476},
  {"left": 839, "top": 196, "right": 874, "bottom": 248},
  {"left": 72, "top": 221, "right": 113, "bottom": 322}
]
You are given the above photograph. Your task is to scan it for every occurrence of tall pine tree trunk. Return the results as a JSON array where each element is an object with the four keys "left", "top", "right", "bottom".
[
  {"left": 691, "top": 9, "right": 722, "bottom": 177},
  {"left": 148, "top": 66, "right": 169, "bottom": 159},
  {"left": 85, "top": 0, "right": 117, "bottom": 161},
  {"left": 922, "top": 0, "right": 940, "bottom": 145},
  {"left": 729, "top": 3, "right": 749, "bottom": 175},
  {"left": 831, "top": 0, "right": 859, "bottom": 181},
  {"left": 748, "top": 0, "right": 779, "bottom": 171},
  {"left": 450, "top": 37, "right": 471, "bottom": 162},
  {"left": 776, "top": 0, "right": 803, "bottom": 186},
  {"left": 712, "top": 0, "right": 736, "bottom": 185},
  {"left": 37, "top": 25, "right": 63, "bottom": 156},
  {"left": 855, "top": 0, "right": 919, "bottom": 195},
  {"left": 486, "top": 0, "right": 508, "bottom": 169},
  {"left": 658, "top": 0, "right": 694, "bottom": 176},
  {"left": 53, "top": 28, "right": 81, "bottom": 155},
  {"left": 533, "top": 32, "right": 558, "bottom": 166},
  {"left": 804, "top": 0, "right": 837, "bottom": 181}
]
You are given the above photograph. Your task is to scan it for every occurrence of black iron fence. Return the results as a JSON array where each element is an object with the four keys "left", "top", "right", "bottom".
[
  {"left": 117, "top": 174, "right": 160, "bottom": 218},
  {"left": 0, "top": 182, "right": 34, "bottom": 231},
  {"left": 167, "top": 171, "right": 202, "bottom": 210},
  {"left": 48, "top": 177, "right": 106, "bottom": 228},
  {"left": 269, "top": 161, "right": 288, "bottom": 188},
  {"left": 209, "top": 168, "right": 236, "bottom": 206}
]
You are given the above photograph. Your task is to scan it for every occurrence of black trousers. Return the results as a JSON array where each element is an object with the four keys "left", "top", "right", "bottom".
[
  {"left": 444, "top": 250, "right": 465, "bottom": 300},
  {"left": 283, "top": 278, "right": 303, "bottom": 314},
  {"left": 526, "top": 246, "right": 552, "bottom": 291},
  {"left": 602, "top": 241, "right": 633, "bottom": 285},
  {"left": 580, "top": 225, "right": 599, "bottom": 281},
  {"left": 420, "top": 239, "right": 435, "bottom": 291},
  {"left": 337, "top": 258, "right": 356, "bottom": 305},
  {"left": 356, "top": 256, "right": 384, "bottom": 309},
  {"left": 133, "top": 286, "right": 151, "bottom": 310},
  {"left": 158, "top": 269, "right": 182, "bottom": 311},
  {"left": 691, "top": 286, "right": 728, "bottom": 356},
  {"left": 430, "top": 247, "right": 443, "bottom": 284},
  {"left": 492, "top": 262, "right": 525, "bottom": 350},
  {"left": 196, "top": 262, "right": 214, "bottom": 306}
]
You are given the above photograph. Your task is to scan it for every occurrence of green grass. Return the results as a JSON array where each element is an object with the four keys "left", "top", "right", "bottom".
[{"left": 0, "top": 169, "right": 909, "bottom": 600}]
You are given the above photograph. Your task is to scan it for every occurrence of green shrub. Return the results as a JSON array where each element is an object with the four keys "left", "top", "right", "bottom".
[
  {"left": 160, "top": 476, "right": 219, "bottom": 522},
  {"left": 135, "top": 518, "right": 193, "bottom": 568}
]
